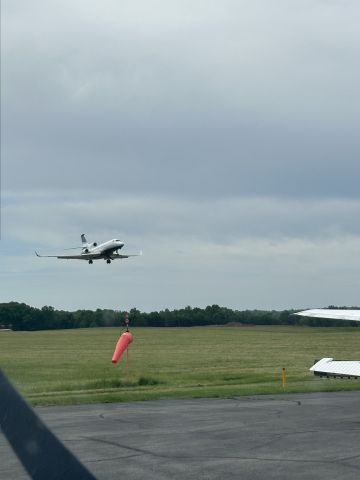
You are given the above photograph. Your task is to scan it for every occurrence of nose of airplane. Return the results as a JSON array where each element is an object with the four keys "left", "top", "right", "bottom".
[{"left": 114, "top": 239, "right": 124, "bottom": 248}]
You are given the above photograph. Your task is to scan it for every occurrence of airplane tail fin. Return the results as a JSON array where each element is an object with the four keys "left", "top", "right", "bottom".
[{"left": 81, "top": 234, "right": 87, "bottom": 245}]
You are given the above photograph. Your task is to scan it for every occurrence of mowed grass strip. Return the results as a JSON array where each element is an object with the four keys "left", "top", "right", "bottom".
[{"left": 1, "top": 326, "right": 360, "bottom": 405}]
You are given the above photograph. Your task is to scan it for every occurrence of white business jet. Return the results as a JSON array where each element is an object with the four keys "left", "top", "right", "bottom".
[
  {"left": 35, "top": 234, "right": 142, "bottom": 264},
  {"left": 295, "top": 308, "right": 360, "bottom": 377}
]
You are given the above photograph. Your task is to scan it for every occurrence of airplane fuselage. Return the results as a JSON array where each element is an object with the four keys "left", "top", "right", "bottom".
[{"left": 82, "top": 239, "right": 124, "bottom": 258}]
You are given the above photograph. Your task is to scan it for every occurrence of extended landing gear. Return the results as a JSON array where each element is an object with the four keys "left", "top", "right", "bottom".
[
  {"left": 106, "top": 259, "right": 111, "bottom": 264},
  {"left": 88, "top": 259, "right": 93, "bottom": 264}
]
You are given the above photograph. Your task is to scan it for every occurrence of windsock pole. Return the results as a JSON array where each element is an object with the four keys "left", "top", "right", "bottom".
[
  {"left": 125, "top": 344, "right": 130, "bottom": 381},
  {"left": 124, "top": 311, "right": 129, "bottom": 332}
]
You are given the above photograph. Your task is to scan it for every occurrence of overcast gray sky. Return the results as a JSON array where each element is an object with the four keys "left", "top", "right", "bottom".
[{"left": 2, "top": 0, "right": 360, "bottom": 312}]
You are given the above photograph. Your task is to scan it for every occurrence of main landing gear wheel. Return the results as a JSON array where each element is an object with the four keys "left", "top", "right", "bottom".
[
  {"left": 106, "top": 259, "right": 111, "bottom": 264},
  {"left": 88, "top": 259, "right": 93, "bottom": 264}
]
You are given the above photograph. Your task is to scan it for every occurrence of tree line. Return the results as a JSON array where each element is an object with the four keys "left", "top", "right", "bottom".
[{"left": 1, "top": 302, "right": 359, "bottom": 331}]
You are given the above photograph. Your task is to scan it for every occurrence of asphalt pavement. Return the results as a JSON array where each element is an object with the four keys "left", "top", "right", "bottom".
[{"left": 1, "top": 391, "right": 360, "bottom": 479}]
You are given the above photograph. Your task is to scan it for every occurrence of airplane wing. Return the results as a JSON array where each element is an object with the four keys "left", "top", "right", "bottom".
[
  {"left": 35, "top": 251, "right": 100, "bottom": 260},
  {"left": 295, "top": 309, "right": 360, "bottom": 322},
  {"left": 295, "top": 309, "right": 360, "bottom": 378},
  {"left": 110, "top": 250, "right": 143, "bottom": 260}
]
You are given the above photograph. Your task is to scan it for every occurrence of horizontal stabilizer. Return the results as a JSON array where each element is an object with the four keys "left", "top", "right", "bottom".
[{"left": 311, "top": 358, "right": 360, "bottom": 378}]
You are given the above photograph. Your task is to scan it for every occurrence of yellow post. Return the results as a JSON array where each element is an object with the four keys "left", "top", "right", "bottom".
[{"left": 282, "top": 367, "right": 286, "bottom": 389}]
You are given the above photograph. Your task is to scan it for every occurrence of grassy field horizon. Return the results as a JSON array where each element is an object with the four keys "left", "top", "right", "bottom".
[{"left": 1, "top": 326, "right": 360, "bottom": 406}]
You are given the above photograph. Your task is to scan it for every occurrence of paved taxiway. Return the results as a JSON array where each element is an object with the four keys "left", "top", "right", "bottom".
[{"left": 1, "top": 391, "right": 360, "bottom": 479}]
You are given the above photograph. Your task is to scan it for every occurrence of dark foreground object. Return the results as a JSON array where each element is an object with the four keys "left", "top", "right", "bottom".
[
  {"left": 0, "top": 370, "right": 97, "bottom": 480},
  {"left": 1, "top": 389, "right": 360, "bottom": 479}
]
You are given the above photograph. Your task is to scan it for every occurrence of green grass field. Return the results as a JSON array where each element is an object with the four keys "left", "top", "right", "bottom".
[{"left": 1, "top": 326, "right": 360, "bottom": 406}]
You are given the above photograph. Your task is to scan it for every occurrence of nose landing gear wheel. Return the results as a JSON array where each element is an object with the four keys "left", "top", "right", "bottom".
[
  {"left": 88, "top": 259, "right": 93, "bottom": 264},
  {"left": 106, "top": 259, "right": 111, "bottom": 264}
]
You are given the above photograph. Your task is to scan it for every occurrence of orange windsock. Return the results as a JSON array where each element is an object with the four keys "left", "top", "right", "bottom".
[{"left": 112, "top": 332, "right": 134, "bottom": 364}]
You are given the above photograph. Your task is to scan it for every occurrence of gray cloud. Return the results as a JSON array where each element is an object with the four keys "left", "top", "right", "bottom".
[
  {"left": 3, "top": 1, "right": 360, "bottom": 198},
  {"left": 2, "top": 191, "right": 360, "bottom": 311},
  {"left": 2, "top": 1, "right": 360, "bottom": 311},
  {"left": 4, "top": 193, "right": 360, "bottom": 244}
]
